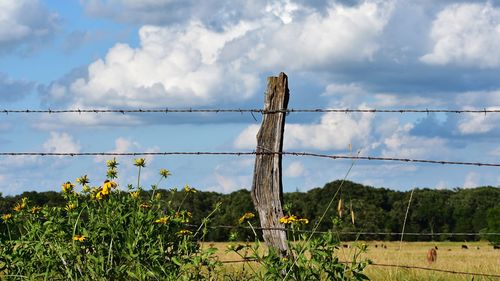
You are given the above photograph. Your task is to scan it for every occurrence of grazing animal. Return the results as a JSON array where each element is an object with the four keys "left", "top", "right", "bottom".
[
  {"left": 427, "top": 248, "right": 437, "bottom": 263},
  {"left": 493, "top": 245, "right": 500, "bottom": 250},
  {"left": 383, "top": 244, "right": 387, "bottom": 249},
  {"left": 342, "top": 244, "right": 349, "bottom": 248},
  {"left": 461, "top": 244, "right": 468, "bottom": 249}
]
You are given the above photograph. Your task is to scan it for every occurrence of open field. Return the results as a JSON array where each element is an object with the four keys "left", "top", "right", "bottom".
[{"left": 203, "top": 241, "right": 500, "bottom": 281}]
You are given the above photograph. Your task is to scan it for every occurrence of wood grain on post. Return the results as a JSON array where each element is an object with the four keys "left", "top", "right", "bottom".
[{"left": 251, "top": 72, "right": 290, "bottom": 257}]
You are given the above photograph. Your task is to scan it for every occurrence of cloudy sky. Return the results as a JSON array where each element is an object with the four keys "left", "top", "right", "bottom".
[{"left": 1, "top": 0, "right": 499, "bottom": 195}]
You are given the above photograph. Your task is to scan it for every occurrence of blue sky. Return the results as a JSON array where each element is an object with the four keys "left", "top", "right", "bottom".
[{"left": 1, "top": 0, "right": 500, "bottom": 195}]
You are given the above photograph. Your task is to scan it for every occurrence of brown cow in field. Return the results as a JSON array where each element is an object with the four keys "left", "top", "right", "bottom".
[{"left": 427, "top": 247, "right": 437, "bottom": 263}]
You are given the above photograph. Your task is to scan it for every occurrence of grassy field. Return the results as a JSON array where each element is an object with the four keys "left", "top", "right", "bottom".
[{"left": 203, "top": 241, "right": 500, "bottom": 281}]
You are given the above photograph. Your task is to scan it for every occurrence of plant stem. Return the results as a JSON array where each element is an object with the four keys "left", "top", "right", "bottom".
[{"left": 137, "top": 167, "right": 141, "bottom": 190}]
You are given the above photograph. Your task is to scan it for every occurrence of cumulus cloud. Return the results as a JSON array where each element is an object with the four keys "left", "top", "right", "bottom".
[
  {"left": 0, "top": 73, "right": 34, "bottom": 102},
  {"left": 457, "top": 108, "right": 500, "bottom": 135},
  {"left": 43, "top": 132, "right": 81, "bottom": 153},
  {"left": 224, "top": 1, "right": 394, "bottom": 71},
  {"left": 420, "top": 3, "right": 500, "bottom": 68},
  {"left": 37, "top": 0, "right": 395, "bottom": 131},
  {"left": 0, "top": 0, "right": 58, "bottom": 54},
  {"left": 380, "top": 123, "right": 448, "bottom": 159},
  {"left": 58, "top": 22, "right": 258, "bottom": 109},
  {"left": 235, "top": 110, "right": 374, "bottom": 150}
]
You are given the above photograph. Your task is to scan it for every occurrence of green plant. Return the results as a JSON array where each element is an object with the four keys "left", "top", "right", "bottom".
[
  {"left": 0, "top": 158, "right": 218, "bottom": 280},
  {"left": 228, "top": 212, "right": 370, "bottom": 280}
]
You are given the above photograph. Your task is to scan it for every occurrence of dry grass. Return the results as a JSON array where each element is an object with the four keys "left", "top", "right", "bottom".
[{"left": 203, "top": 241, "right": 500, "bottom": 281}]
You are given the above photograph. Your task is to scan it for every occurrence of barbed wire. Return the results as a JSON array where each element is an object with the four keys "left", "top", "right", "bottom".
[
  {"left": 349, "top": 262, "right": 500, "bottom": 278},
  {"left": 1, "top": 151, "right": 500, "bottom": 167},
  {"left": 187, "top": 224, "right": 500, "bottom": 236},
  {"left": 1, "top": 108, "right": 500, "bottom": 115},
  {"left": 215, "top": 258, "right": 500, "bottom": 278}
]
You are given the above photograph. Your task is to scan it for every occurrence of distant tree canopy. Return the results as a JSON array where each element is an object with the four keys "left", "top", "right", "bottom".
[{"left": 1, "top": 181, "right": 499, "bottom": 242}]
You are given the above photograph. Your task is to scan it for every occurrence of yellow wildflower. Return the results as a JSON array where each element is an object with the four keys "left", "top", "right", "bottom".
[
  {"left": 279, "top": 215, "right": 298, "bottom": 225},
  {"left": 95, "top": 191, "right": 105, "bottom": 200},
  {"left": 107, "top": 169, "right": 118, "bottom": 179},
  {"left": 76, "top": 175, "right": 89, "bottom": 186},
  {"left": 102, "top": 180, "right": 117, "bottom": 193},
  {"left": 65, "top": 203, "right": 76, "bottom": 212},
  {"left": 130, "top": 191, "right": 140, "bottom": 199},
  {"left": 2, "top": 214, "right": 12, "bottom": 221},
  {"left": 176, "top": 229, "right": 192, "bottom": 236},
  {"left": 106, "top": 158, "right": 118, "bottom": 169},
  {"left": 13, "top": 198, "right": 27, "bottom": 212},
  {"left": 61, "top": 182, "right": 74, "bottom": 193},
  {"left": 155, "top": 216, "right": 170, "bottom": 224},
  {"left": 73, "top": 234, "right": 86, "bottom": 242},
  {"left": 159, "top": 169, "right": 171, "bottom": 178},
  {"left": 238, "top": 212, "right": 255, "bottom": 224},
  {"left": 184, "top": 185, "right": 196, "bottom": 193},
  {"left": 30, "top": 206, "right": 42, "bottom": 214},
  {"left": 134, "top": 158, "right": 146, "bottom": 167}
]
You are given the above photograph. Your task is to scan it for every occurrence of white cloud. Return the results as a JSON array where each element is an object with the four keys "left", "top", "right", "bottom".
[
  {"left": 420, "top": 3, "right": 500, "bottom": 68},
  {"left": 43, "top": 132, "right": 81, "bottom": 153},
  {"left": 284, "top": 161, "right": 305, "bottom": 178},
  {"left": 52, "top": 0, "right": 394, "bottom": 115},
  {"left": 463, "top": 172, "right": 479, "bottom": 188},
  {"left": 0, "top": 0, "right": 58, "bottom": 53},
  {"left": 229, "top": 1, "right": 394, "bottom": 71},
  {"left": 380, "top": 123, "right": 448, "bottom": 159},
  {"left": 456, "top": 106, "right": 500, "bottom": 135},
  {"left": 211, "top": 159, "right": 253, "bottom": 193},
  {"left": 65, "top": 22, "right": 258, "bottom": 108},
  {"left": 265, "top": 0, "right": 299, "bottom": 24},
  {"left": 235, "top": 110, "right": 374, "bottom": 151},
  {"left": 285, "top": 111, "right": 374, "bottom": 150}
]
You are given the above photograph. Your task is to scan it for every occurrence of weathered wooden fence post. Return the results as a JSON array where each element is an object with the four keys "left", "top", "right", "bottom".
[{"left": 251, "top": 72, "right": 290, "bottom": 257}]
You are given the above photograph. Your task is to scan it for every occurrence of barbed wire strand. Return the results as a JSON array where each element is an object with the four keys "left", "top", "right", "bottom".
[
  {"left": 1, "top": 108, "right": 500, "bottom": 114},
  {"left": 1, "top": 151, "right": 500, "bottom": 167},
  {"left": 186, "top": 224, "right": 500, "bottom": 236},
  {"left": 347, "top": 262, "right": 500, "bottom": 278},
  {"left": 216, "top": 259, "right": 500, "bottom": 278}
]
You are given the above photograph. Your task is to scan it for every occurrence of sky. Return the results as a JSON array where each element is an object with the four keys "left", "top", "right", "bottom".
[{"left": 0, "top": 0, "right": 500, "bottom": 195}]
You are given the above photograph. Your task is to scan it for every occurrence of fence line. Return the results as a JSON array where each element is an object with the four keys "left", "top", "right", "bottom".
[
  {"left": 216, "top": 259, "right": 500, "bottom": 278},
  {"left": 1, "top": 151, "right": 500, "bottom": 167},
  {"left": 187, "top": 224, "right": 500, "bottom": 236},
  {"left": 348, "top": 262, "right": 500, "bottom": 278},
  {"left": 1, "top": 108, "right": 500, "bottom": 114}
]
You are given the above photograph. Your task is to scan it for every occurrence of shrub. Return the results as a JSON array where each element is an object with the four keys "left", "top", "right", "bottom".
[{"left": 0, "top": 159, "right": 219, "bottom": 280}]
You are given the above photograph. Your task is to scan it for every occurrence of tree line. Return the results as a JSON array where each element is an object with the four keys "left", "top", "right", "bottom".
[{"left": 1, "top": 180, "right": 499, "bottom": 243}]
